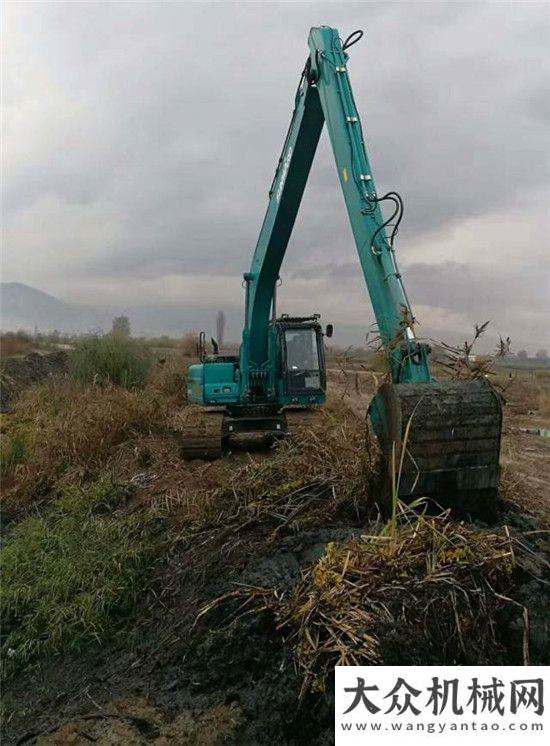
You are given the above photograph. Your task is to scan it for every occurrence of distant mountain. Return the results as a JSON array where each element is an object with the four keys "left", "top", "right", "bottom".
[
  {"left": 0, "top": 282, "right": 243, "bottom": 338},
  {"left": 0, "top": 282, "right": 103, "bottom": 334},
  {"left": 0, "top": 281, "right": 377, "bottom": 346}
]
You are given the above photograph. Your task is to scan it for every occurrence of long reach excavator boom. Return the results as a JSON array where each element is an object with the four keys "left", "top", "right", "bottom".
[{"left": 184, "top": 27, "right": 502, "bottom": 517}]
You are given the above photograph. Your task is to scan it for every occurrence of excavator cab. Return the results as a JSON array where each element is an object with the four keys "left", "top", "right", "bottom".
[
  {"left": 275, "top": 315, "right": 327, "bottom": 406},
  {"left": 183, "top": 314, "right": 328, "bottom": 460},
  {"left": 187, "top": 315, "right": 327, "bottom": 410}
]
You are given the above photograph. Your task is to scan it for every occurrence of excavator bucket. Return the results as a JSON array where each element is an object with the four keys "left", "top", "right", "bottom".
[{"left": 370, "top": 379, "right": 503, "bottom": 518}]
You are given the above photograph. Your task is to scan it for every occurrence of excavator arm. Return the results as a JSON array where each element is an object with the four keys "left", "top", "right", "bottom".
[
  {"left": 307, "top": 27, "right": 428, "bottom": 383},
  {"left": 243, "top": 27, "right": 430, "bottom": 390},
  {"left": 241, "top": 26, "right": 501, "bottom": 515},
  {"left": 241, "top": 74, "right": 324, "bottom": 392}
]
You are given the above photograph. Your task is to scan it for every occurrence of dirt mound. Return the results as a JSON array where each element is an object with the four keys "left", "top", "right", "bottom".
[{"left": 0, "top": 351, "right": 68, "bottom": 412}]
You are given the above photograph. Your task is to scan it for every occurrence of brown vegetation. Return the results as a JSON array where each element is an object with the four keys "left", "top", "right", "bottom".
[
  {"left": 272, "top": 516, "right": 519, "bottom": 693},
  {"left": 1, "top": 378, "right": 166, "bottom": 511},
  {"left": 146, "top": 355, "right": 189, "bottom": 405},
  {"left": 147, "top": 397, "right": 379, "bottom": 539},
  {"left": 539, "top": 390, "right": 550, "bottom": 417},
  {"left": 181, "top": 331, "right": 199, "bottom": 357}
]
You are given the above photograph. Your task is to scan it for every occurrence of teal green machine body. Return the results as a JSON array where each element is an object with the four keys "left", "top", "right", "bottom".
[{"left": 188, "top": 26, "right": 430, "bottom": 410}]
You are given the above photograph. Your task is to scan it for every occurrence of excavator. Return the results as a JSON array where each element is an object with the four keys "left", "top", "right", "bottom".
[{"left": 184, "top": 26, "right": 502, "bottom": 515}]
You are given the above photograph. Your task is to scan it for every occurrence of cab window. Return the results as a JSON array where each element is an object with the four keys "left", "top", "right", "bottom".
[{"left": 284, "top": 328, "right": 320, "bottom": 371}]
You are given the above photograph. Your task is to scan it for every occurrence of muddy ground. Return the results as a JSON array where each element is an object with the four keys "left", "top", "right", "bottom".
[
  {"left": 6, "top": 520, "right": 549, "bottom": 746},
  {"left": 2, "top": 367, "right": 549, "bottom": 745}
]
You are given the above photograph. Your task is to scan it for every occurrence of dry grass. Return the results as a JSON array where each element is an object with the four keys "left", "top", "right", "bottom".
[
  {"left": 365, "top": 350, "right": 389, "bottom": 374},
  {"left": 181, "top": 332, "right": 199, "bottom": 357},
  {"left": 162, "top": 399, "right": 381, "bottom": 536},
  {"left": 33, "top": 699, "right": 243, "bottom": 745},
  {"left": 0, "top": 336, "right": 34, "bottom": 358},
  {"left": 227, "top": 403, "right": 379, "bottom": 531},
  {"left": 146, "top": 356, "right": 188, "bottom": 406},
  {"left": 538, "top": 390, "right": 550, "bottom": 417},
  {"left": 0, "top": 370, "right": 178, "bottom": 678},
  {"left": 435, "top": 322, "right": 507, "bottom": 381},
  {"left": 1, "top": 378, "right": 167, "bottom": 509},
  {"left": 277, "top": 515, "right": 517, "bottom": 693}
]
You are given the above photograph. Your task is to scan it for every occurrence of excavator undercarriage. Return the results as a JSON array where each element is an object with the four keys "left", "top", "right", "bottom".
[{"left": 180, "top": 406, "right": 323, "bottom": 461}]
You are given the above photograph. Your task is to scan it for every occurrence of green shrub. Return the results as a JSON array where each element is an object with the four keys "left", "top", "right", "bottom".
[
  {"left": 0, "top": 477, "right": 162, "bottom": 679},
  {"left": 70, "top": 335, "right": 152, "bottom": 389}
]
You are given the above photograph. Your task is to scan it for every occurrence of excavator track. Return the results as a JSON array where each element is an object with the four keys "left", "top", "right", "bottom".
[
  {"left": 371, "top": 379, "right": 503, "bottom": 517},
  {"left": 179, "top": 407, "right": 324, "bottom": 461},
  {"left": 179, "top": 408, "right": 225, "bottom": 461}
]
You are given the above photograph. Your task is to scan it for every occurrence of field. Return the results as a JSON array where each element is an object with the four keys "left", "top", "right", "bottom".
[{"left": 1, "top": 344, "right": 549, "bottom": 745}]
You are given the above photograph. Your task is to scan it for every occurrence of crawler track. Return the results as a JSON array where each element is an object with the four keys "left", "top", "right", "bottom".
[{"left": 179, "top": 410, "right": 225, "bottom": 460}]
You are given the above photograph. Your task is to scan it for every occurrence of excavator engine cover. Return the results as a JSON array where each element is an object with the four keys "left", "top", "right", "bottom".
[{"left": 370, "top": 380, "right": 503, "bottom": 517}]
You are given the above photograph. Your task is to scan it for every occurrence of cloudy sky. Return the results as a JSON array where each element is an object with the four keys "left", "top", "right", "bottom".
[{"left": 3, "top": 1, "right": 549, "bottom": 350}]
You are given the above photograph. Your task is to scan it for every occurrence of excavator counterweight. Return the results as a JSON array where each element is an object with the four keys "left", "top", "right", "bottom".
[{"left": 182, "top": 26, "right": 503, "bottom": 516}]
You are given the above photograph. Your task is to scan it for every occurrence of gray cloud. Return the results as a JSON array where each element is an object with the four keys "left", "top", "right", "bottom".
[
  {"left": 3, "top": 1, "right": 549, "bottom": 348},
  {"left": 295, "top": 258, "right": 549, "bottom": 316}
]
